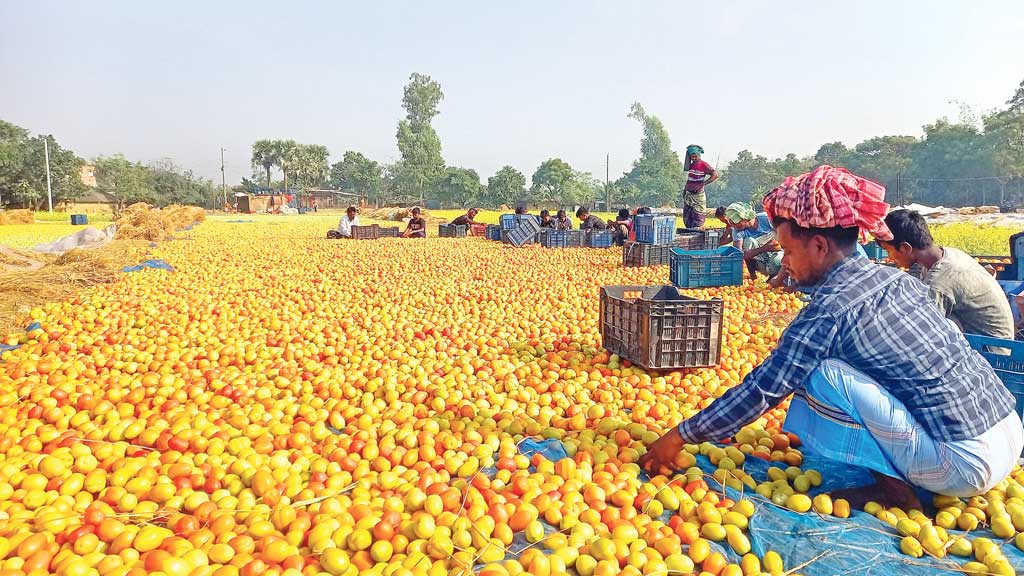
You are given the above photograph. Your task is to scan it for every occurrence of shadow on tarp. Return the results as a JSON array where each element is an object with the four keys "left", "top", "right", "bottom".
[
  {"left": 0, "top": 322, "right": 41, "bottom": 353},
  {"left": 122, "top": 259, "right": 174, "bottom": 273},
  {"left": 517, "top": 438, "right": 1024, "bottom": 575}
]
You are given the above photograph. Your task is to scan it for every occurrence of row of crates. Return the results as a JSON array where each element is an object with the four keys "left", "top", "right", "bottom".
[
  {"left": 481, "top": 222, "right": 614, "bottom": 248},
  {"left": 623, "top": 228, "right": 726, "bottom": 267}
]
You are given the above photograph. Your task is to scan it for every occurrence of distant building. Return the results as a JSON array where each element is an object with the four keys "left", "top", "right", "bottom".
[{"left": 79, "top": 165, "right": 97, "bottom": 188}]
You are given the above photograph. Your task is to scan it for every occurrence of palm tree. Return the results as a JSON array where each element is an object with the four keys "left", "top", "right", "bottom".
[
  {"left": 273, "top": 140, "right": 298, "bottom": 196},
  {"left": 251, "top": 140, "right": 279, "bottom": 195}
]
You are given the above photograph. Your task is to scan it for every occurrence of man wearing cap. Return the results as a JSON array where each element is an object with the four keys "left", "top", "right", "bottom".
[
  {"left": 641, "top": 165, "right": 1023, "bottom": 508},
  {"left": 681, "top": 145, "right": 718, "bottom": 229}
]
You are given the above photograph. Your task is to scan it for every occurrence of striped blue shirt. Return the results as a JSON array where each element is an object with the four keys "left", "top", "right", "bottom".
[{"left": 678, "top": 255, "right": 1015, "bottom": 444}]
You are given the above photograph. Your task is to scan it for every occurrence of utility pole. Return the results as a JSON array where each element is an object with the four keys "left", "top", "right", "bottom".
[
  {"left": 605, "top": 154, "right": 610, "bottom": 211},
  {"left": 220, "top": 148, "right": 227, "bottom": 211},
  {"left": 44, "top": 138, "right": 53, "bottom": 212}
]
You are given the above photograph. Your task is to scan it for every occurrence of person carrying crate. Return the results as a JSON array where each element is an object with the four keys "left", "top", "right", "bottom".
[
  {"left": 880, "top": 209, "right": 1014, "bottom": 340},
  {"left": 641, "top": 165, "right": 1023, "bottom": 510},
  {"left": 680, "top": 145, "right": 718, "bottom": 229}
]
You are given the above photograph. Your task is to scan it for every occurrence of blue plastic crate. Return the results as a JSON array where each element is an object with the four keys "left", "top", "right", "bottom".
[
  {"left": 966, "top": 334, "right": 1024, "bottom": 423},
  {"left": 587, "top": 230, "right": 613, "bottom": 248},
  {"left": 669, "top": 246, "right": 744, "bottom": 288},
  {"left": 633, "top": 214, "right": 676, "bottom": 245},
  {"left": 500, "top": 214, "right": 539, "bottom": 230},
  {"left": 70, "top": 214, "right": 88, "bottom": 225},
  {"left": 486, "top": 224, "right": 502, "bottom": 241},
  {"left": 507, "top": 218, "right": 541, "bottom": 247},
  {"left": 864, "top": 241, "right": 888, "bottom": 262}
]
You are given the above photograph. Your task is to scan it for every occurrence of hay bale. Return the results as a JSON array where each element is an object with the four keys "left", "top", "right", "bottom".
[
  {"left": 0, "top": 240, "right": 146, "bottom": 335},
  {"left": 114, "top": 203, "right": 203, "bottom": 240},
  {"left": 0, "top": 209, "right": 34, "bottom": 225}
]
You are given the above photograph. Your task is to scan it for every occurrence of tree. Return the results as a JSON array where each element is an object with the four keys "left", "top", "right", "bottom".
[
  {"left": 95, "top": 154, "right": 155, "bottom": 208},
  {"left": 290, "top": 144, "right": 330, "bottom": 190},
  {"left": 0, "top": 124, "right": 85, "bottom": 209},
  {"left": 530, "top": 158, "right": 574, "bottom": 203},
  {"left": 250, "top": 140, "right": 279, "bottom": 192},
  {"left": 150, "top": 158, "right": 214, "bottom": 207},
  {"left": 617, "top": 103, "right": 684, "bottom": 206},
  {"left": 485, "top": 166, "right": 526, "bottom": 208},
  {"left": 330, "top": 151, "right": 382, "bottom": 201},
  {"left": 814, "top": 142, "right": 851, "bottom": 166},
  {"left": 437, "top": 166, "right": 481, "bottom": 207},
  {"left": 274, "top": 139, "right": 298, "bottom": 192},
  {"left": 1007, "top": 77, "right": 1024, "bottom": 114},
  {"left": 393, "top": 73, "right": 446, "bottom": 201}
]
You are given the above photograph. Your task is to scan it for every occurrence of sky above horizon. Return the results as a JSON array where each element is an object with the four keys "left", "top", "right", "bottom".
[{"left": 2, "top": 1, "right": 1023, "bottom": 185}]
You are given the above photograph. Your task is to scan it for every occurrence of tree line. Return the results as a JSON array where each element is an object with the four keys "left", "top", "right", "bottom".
[
  {"left": 254, "top": 74, "right": 1024, "bottom": 210},
  {"left": 0, "top": 119, "right": 216, "bottom": 210}
]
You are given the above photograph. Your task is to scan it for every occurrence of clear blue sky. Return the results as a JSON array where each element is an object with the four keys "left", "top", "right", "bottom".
[{"left": 2, "top": 1, "right": 1022, "bottom": 185}]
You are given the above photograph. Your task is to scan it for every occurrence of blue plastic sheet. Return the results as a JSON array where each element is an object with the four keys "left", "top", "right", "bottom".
[
  {"left": 226, "top": 219, "right": 254, "bottom": 223},
  {"left": 0, "top": 322, "right": 42, "bottom": 353},
  {"left": 122, "top": 259, "right": 174, "bottom": 273},
  {"left": 518, "top": 438, "right": 1024, "bottom": 575}
]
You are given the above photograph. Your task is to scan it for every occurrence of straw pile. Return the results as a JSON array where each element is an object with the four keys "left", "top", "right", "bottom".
[
  {"left": 115, "top": 203, "right": 205, "bottom": 241},
  {"left": 0, "top": 210, "right": 34, "bottom": 225},
  {"left": 0, "top": 240, "right": 147, "bottom": 335}
]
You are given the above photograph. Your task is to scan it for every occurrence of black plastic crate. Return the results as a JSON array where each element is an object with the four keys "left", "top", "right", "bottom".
[
  {"left": 379, "top": 226, "right": 400, "bottom": 238},
  {"left": 623, "top": 241, "right": 678, "bottom": 267},
  {"left": 677, "top": 228, "right": 726, "bottom": 250},
  {"left": 541, "top": 229, "right": 581, "bottom": 248},
  {"left": 351, "top": 224, "right": 379, "bottom": 240},
  {"left": 600, "top": 285, "right": 724, "bottom": 370},
  {"left": 439, "top": 224, "right": 467, "bottom": 238}
]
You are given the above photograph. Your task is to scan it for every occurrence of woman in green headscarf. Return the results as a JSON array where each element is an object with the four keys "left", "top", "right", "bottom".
[
  {"left": 681, "top": 145, "right": 718, "bottom": 229},
  {"left": 725, "top": 202, "right": 784, "bottom": 283}
]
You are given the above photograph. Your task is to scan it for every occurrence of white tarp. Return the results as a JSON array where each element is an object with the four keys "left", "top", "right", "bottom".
[{"left": 32, "top": 225, "right": 117, "bottom": 254}]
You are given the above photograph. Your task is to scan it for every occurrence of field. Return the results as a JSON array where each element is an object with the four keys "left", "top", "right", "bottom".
[{"left": 2, "top": 216, "right": 1024, "bottom": 576}]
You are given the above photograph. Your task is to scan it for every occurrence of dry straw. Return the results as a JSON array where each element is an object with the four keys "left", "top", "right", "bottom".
[{"left": 0, "top": 209, "right": 34, "bottom": 226}]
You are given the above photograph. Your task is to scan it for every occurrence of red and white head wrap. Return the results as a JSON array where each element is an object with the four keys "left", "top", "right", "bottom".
[{"left": 763, "top": 165, "right": 892, "bottom": 242}]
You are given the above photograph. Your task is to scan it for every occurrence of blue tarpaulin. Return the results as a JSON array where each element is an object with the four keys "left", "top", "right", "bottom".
[
  {"left": 0, "top": 322, "right": 42, "bottom": 353},
  {"left": 122, "top": 259, "right": 174, "bottom": 273},
  {"left": 514, "top": 438, "right": 1024, "bottom": 575}
]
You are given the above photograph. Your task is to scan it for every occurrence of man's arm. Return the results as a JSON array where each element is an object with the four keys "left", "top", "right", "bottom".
[
  {"left": 703, "top": 166, "right": 719, "bottom": 187},
  {"left": 744, "top": 240, "right": 781, "bottom": 260},
  {"left": 640, "top": 307, "right": 838, "bottom": 475}
]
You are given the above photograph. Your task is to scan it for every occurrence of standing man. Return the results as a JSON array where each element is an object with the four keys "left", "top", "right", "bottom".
[
  {"left": 640, "top": 165, "right": 1022, "bottom": 509},
  {"left": 880, "top": 209, "right": 1014, "bottom": 339},
  {"left": 681, "top": 145, "right": 718, "bottom": 229}
]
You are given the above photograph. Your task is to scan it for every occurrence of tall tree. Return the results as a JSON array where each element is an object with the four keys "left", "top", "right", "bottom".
[
  {"left": 274, "top": 139, "right": 298, "bottom": 193},
  {"left": 330, "top": 151, "right": 383, "bottom": 201},
  {"left": 290, "top": 144, "right": 330, "bottom": 190},
  {"left": 485, "top": 166, "right": 526, "bottom": 208},
  {"left": 616, "top": 103, "right": 684, "bottom": 206},
  {"left": 437, "top": 166, "right": 482, "bottom": 207},
  {"left": 393, "top": 73, "right": 445, "bottom": 202},
  {"left": 250, "top": 140, "right": 279, "bottom": 192},
  {"left": 95, "top": 154, "right": 155, "bottom": 208}
]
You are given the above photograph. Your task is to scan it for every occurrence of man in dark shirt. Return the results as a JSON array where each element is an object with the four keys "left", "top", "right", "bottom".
[
  {"left": 539, "top": 209, "right": 554, "bottom": 228},
  {"left": 575, "top": 207, "right": 608, "bottom": 231},
  {"left": 640, "top": 166, "right": 1022, "bottom": 508},
  {"left": 451, "top": 208, "right": 481, "bottom": 226}
]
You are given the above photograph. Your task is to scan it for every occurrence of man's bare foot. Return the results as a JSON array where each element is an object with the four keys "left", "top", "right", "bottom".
[{"left": 829, "top": 473, "right": 922, "bottom": 511}]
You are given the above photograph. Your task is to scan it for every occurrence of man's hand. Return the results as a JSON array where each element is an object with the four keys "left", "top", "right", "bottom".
[{"left": 639, "top": 426, "right": 685, "bottom": 477}]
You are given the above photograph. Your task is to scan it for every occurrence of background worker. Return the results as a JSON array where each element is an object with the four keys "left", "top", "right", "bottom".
[
  {"left": 641, "top": 165, "right": 1023, "bottom": 510},
  {"left": 881, "top": 209, "right": 1014, "bottom": 340},
  {"left": 539, "top": 209, "right": 555, "bottom": 228},
  {"left": 714, "top": 206, "right": 734, "bottom": 246},
  {"left": 552, "top": 209, "right": 573, "bottom": 230},
  {"left": 451, "top": 208, "right": 481, "bottom": 226},
  {"left": 576, "top": 207, "right": 608, "bottom": 231},
  {"left": 681, "top": 145, "right": 718, "bottom": 229},
  {"left": 329, "top": 206, "right": 360, "bottom": 238},
  {"left": 609, "top": 208, "right": 632, "bottom": 246},
  {"left": 403, "top": 207, "right": 426, "bottom": 238},
  {"left": 726, "top": 202, "right": 783, "bottom": 281}
]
